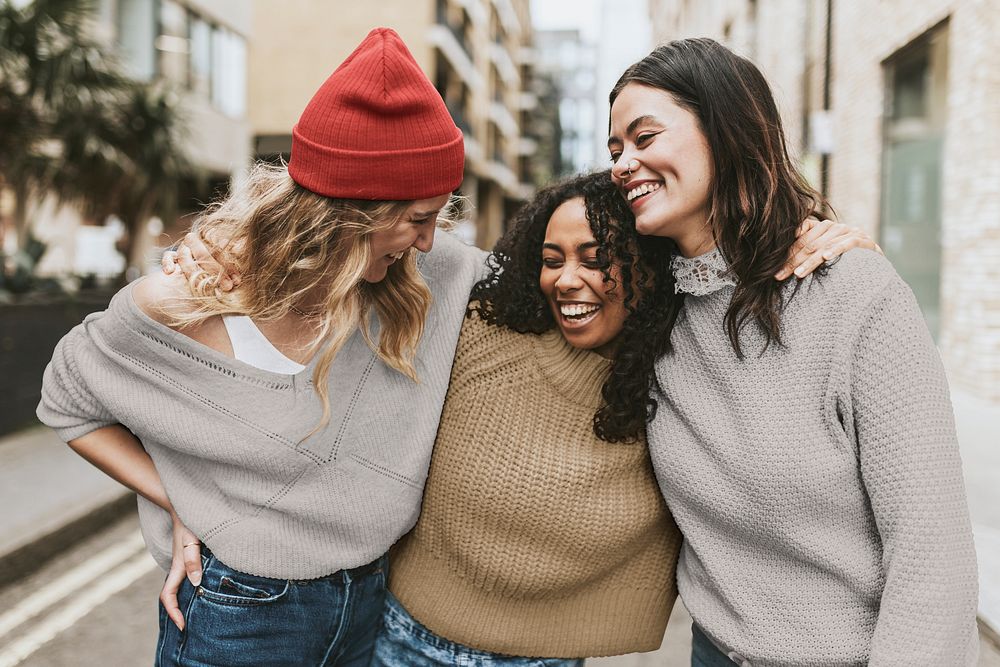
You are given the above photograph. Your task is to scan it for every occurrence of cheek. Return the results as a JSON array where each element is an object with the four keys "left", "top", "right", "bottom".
[{"left": 538, "top": 270, "right": 556, "bottom": 299}]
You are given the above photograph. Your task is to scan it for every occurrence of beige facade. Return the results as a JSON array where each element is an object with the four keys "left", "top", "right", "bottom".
[
  {"left": 647, "top": 0, "right": 1000, "bottom": 402},
  {"left": 249, "top": 0, "right": 536, "bottom": 250}
]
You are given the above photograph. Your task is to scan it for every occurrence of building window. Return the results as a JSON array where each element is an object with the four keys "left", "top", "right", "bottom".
[
  {"left": 116, "top": 0, "right": 156, "bottom": 80},
  {"left": 156, "top": 0, "right": 189, "bottom": 86},
  {"left": 880, "top": 22, "right": 949, "bottom": 338},
  {"left": 189, "top": 15, "right": 212, "bottom": 99},
  {"left": 212, "top": 26, "right": 247, "bottom": 118}
]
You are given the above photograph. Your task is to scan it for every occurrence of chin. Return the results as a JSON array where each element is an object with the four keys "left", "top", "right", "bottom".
[{"left": 634, "top": 215, "right": 665, "bottom": 237}]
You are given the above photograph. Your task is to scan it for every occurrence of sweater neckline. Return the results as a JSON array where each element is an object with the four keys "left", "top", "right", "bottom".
[
  {"left": 530, "top": 329, "right": 611, "bottom": 409},
  {"left": 119, "top": 281, "right": 324, "bottom": 391},
  {"left": 671, "top": 247, "right": 737, "bottom": 297}
]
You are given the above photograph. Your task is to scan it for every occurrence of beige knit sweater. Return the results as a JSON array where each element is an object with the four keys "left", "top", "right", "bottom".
[{"left": 389, "top": 312, "right": 682, "bottom": 658}]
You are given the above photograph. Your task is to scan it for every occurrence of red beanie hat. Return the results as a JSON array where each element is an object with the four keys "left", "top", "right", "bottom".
[{"left": 288, "top": 28, "right": 465, "bottom": 201}]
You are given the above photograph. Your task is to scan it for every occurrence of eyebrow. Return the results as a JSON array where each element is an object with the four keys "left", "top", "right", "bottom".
[
  {"left": 542, "top": 241, "right": 600, "bottom": 252},
  {"left": 607, "top": 115, "right": 658, "bottom": 148},
  {"left": 410, "top": 208, "right": 441, "bottom": 218}
]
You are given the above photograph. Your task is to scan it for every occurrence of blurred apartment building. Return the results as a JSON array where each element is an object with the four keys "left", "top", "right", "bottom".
[
  {"left": 249, "top": 0, "right": 538, "bottom": 249},
  {"left": 647, "top": 0, "right": 1000, "bottom": 402},
  {"left": 108, "top": 0, "right": 252, "bottom": 189},
  {"left": 531, "top": 29, "right": 598, "bottom": 180}
]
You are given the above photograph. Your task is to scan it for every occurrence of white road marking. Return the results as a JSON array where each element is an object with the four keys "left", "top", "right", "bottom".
[
  {"left": 0, "top": 531, "right": 156, "bottom": 667},
  {"left": 0, "top": 530, "right": 146, "bottom": 640}
]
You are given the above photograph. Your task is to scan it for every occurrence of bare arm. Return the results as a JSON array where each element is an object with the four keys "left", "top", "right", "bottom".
[
  {"left": 69, "top": 425, "right": 203, "bottom": 631},
  {"left": 68, "top": 425, "right": 172, "bottom": 512}
]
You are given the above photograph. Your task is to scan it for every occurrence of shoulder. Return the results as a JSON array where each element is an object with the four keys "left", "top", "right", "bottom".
[
  {"left": 458, "top": 306, "right": 522, "bottom": 347},
  {"left": 453, "top": 307, "right": 530, "bottom": 370},
  {"left": 129, "top": 274, "right": 230, "bottom": 354},
  {"left": 130, "top": 273, "right": 193, "bottom": 326},
  {"left": 421, "top": 229, "right": 490, "bottom": 283},
  {"left": 800, "top": 248, "right": 903, "bottom": 311}
]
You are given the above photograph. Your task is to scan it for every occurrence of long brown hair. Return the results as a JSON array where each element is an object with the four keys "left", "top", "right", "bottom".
[
  {"left": 610, "top": 38, "right": 826, "bottom": 357},
  {"left": 163, "top": 162, "right": 457, "bottom": 429}
]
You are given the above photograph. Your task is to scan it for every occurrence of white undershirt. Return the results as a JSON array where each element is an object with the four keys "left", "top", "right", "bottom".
[{"left": 221, "top": 315, "right": 306, "bottom": 374}]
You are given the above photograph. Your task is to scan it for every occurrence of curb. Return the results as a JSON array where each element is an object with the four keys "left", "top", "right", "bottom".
[
  {"left": 982, "top": 617, "right": 1000, "bottom": 652},
  {"left": 0, "top": 492, "right": 136, "bottom": 589}
]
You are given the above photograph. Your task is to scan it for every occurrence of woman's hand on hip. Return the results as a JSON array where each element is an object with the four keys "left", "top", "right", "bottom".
[
  {"left": 776, "top": 218, "right": 883, "bottom": 280},
  {"left": 161, "top": 232, "right": 240, "bottom": 292},
  {"left": 160, "top": 513, "right": 203, "bottom": 631}
]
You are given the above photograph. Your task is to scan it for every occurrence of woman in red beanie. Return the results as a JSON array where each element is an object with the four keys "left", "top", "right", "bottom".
[{"left": 37, "top": 28, "right": 487, "bottom": 667}]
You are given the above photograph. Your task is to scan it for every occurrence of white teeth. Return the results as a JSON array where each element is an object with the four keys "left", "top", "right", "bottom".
[
  {"left": 627, "top": 182, "right": 662, "bottom": 201},
  {"left": 559, "top": 303, "right": 600, "bottom": 317}
]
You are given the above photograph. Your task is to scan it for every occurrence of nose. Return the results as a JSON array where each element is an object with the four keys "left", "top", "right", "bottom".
[
  {"left": 611, "top": 153, "right": 637, "bottom": 183},
  {"left": 555, "top": 263, "right": 584, "bottom": 292},
  {"left": 412, "top": 224, "right": 435, "bottom": 253}
]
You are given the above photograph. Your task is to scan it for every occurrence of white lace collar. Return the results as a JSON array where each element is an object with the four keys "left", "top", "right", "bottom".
[{"left": 670, "top": 247, "right": 737, "bottom": 296}]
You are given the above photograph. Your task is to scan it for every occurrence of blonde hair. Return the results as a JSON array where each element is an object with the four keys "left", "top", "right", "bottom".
[{"left": 165, "top": 162, "right": 457, "bottom": 430}]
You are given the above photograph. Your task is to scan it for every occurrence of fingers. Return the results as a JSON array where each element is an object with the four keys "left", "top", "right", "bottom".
[
  {"left": 777, "top": 218, "right": 834, "bottom": 279},
  {"left": 182, "top": 232, "right": 240, "bottom": 292},
  {"left": 183, "top": 542, "right": 203, "bottom": 587},
  {"left": 177, "top": 243, "right": 201, "bottom": 281},
  {"left": 794, "top": 217, "right": 819, "bottom": 238},
  {"left": 790, "top": 244, "right": 830, "bottom": 279},
  {"left": 820, "top": 226, "right": 877, "bottom": 259},
  {"left": 160, "top": 561, "right": 187, "bottom": 632},
  {"left": 161, "top": 250, "right": 179, "bottom": 275}
]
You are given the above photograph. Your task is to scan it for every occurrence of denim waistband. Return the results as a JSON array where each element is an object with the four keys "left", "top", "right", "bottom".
[{"left": 199, "top": 545, "right": 385, "bottom": 583}]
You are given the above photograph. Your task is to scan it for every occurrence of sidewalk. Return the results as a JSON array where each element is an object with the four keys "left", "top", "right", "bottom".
[
  {"left": 953, "top": 386, "right": 1000, "bottom": 637},
  {"left": 0, "top": 426, "right": 132, "bottom": 587}
]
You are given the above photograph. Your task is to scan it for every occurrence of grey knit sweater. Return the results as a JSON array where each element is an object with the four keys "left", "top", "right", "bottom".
[
  {"left": 648, "top": 249, "right": 979, "bottom": 666},
  {"left": 37, "top": 230, "right": 487, "bottom": 578}
]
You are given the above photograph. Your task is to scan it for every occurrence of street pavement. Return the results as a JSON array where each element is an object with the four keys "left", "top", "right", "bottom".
[{"left": 1, "top": 381, "right": 999, "bottom": 664}]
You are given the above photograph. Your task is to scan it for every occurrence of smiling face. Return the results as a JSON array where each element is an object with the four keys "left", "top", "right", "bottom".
[
  {"left": 364, "top": 193, "right": 451, "bottom": 282},
  {"left": 608, "top": 83, "right": 714, "bottom": 255},
  {"left": 539, "top": 197, "right": 629, "bottom": 357}
]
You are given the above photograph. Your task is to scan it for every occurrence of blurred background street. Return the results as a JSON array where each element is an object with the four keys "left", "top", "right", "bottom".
[{"left": 2, "top": 0, "right": 999, "bottom": 664}]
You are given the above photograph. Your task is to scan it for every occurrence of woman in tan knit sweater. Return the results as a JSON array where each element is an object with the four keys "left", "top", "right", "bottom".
[{"left": 371, "top": 171, "right": 680, "bottom": 665}]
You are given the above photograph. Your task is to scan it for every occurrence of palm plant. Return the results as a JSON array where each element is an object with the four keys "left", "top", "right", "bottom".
[{"left": 0, "top": 0, "right": 188, "bottom": 283}]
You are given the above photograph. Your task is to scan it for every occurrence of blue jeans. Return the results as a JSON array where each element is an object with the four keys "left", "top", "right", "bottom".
[
  {"left": 691, "top": 624, "right": 741, "bottom": 667},
  {"left": 155, "top": 548, "right": 387, "bottom": 666},
  {"left": 371, "top": 591, "right": 583, "bottom": 666}
]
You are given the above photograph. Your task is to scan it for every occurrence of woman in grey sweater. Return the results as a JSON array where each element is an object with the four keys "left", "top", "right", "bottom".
[
  {"left": 604, "top": 38, "right": 979, "bottom": 665},
  {"left": 36, "top": 28, "right": 486, "bottom": 667}
]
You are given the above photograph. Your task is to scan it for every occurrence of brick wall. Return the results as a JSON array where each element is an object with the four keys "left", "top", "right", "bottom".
[{"left": 648, "top": 0, "right": 1000, "bottom": 401}]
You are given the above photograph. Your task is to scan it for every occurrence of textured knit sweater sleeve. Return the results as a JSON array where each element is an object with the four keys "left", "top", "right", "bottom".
[
  {"left": 846, "top": 273, "right": 979, "bottom": 664},
  {"left": 38, "top": 316, "right": 118, "bottom": 441}
]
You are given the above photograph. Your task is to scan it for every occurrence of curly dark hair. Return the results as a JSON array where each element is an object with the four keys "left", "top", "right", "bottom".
[{"left": 469, "top": 170, "right": 678, "bottom": 442}]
